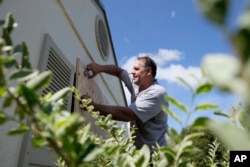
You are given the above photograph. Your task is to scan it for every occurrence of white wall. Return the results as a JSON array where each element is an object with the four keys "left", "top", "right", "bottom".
[{"left": 0, "top": 0, "right": 127, "bottom": 166}]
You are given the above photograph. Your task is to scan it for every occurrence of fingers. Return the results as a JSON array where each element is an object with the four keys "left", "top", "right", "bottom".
[
  {"left": 86, "top": 63, "right": 92, "bottom": 70},
  {"left": 81, "top": 93, "right": 90, "bottom": 100},
  {"left": 86, "top": 62, "right": 95, "bottom": 70},
  {"left": 80, "top": 94, "right": 94, "bottom": 107},
  {"left": 85, "top": 63, "right": 96, "bottom": 78}
]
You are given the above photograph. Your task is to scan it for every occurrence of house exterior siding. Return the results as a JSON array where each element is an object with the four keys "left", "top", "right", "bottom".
[{"left": 0, "top": 0, "right": 127, "bottom": 166}]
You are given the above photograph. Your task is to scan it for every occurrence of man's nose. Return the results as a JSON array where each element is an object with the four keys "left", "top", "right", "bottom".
[{"left": 129, "top": 71, "right": 134, "bottom": 77}]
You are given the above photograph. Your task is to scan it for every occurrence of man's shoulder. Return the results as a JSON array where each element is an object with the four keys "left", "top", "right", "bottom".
[
  {"left": 144, "top": 82, "right": 166, "bottom": 96},
  {"left": 152, "top": 81, "right": 166, "bottom": 92}
]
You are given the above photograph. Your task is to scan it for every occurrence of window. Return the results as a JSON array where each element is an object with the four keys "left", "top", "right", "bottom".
[{"left": 95, "top": 15, "right": 109, "bottom": 60}]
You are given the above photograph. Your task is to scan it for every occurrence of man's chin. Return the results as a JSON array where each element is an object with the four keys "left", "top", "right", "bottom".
[{"left": 132, "top": 80, "right": 138, "bottom": 85}]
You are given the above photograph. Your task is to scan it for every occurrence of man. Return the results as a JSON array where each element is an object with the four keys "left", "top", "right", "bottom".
[{"left": 81, "top": 56, "right": 169, "bottom": 153}]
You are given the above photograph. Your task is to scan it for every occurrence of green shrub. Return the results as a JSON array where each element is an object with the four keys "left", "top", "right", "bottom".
[{"left": 1, "top": 0, "right": 250, "bottom": 167}]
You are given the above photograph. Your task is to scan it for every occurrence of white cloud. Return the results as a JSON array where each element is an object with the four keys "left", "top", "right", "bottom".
[
  {"left": 121, "top": 48, "right": 202, "bottom": 90},
  {"left": 122, "top": 49, "right": 182, "bottom": 69},
  {"left": 121, "top": 56, "right": 137, "bottom": 72},
  {"left": 157, "top": 64, "right": 202, "bottom": 89},
  {"left": 149, "top": 49, "right": 183, "bottom": 67}
]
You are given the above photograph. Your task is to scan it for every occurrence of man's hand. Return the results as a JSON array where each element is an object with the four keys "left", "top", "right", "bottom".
[
  {"left": 85, "top": 62, "right": 101, "bottom": 79},
  {"left": 80, "top": 94, "right": 94, "bottom": 109},
  {"left": 86, "top": 62, "right": 123, "bottom": 78}
]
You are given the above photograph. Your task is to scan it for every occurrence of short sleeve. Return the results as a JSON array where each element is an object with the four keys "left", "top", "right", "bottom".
[{"left": 129, "top": 87, "right": 166, "bottom": 123}]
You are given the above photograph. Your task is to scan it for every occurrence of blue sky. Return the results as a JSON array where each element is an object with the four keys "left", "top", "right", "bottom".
[{"left": 101, "top": 0, "right": 247, "bottom": 132}]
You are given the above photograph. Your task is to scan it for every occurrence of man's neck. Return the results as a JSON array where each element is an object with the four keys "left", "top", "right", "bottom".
[{"left": 139, "top": 79, "right": 155, "bottom": 92}]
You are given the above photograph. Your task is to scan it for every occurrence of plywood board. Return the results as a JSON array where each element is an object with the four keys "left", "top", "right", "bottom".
[{"left": 74, "top": 58, "right": 108, "bottom": 137}]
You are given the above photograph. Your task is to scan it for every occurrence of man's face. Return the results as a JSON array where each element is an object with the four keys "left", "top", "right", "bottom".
[{"left": 131, "top": 60, "right": 148, "bottom": 86}]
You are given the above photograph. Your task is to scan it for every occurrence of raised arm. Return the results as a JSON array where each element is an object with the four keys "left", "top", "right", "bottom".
[{"left": 86, "top": 62, "right": 124, "bottom": 79}]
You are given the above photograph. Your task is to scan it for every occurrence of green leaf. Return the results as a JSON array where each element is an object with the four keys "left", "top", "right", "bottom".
[
  {"left": 19, "top": 84, "right": 39, "bottom": 107},
  {"left": 242, "top": 59, "right": 250, "bottom": 90},
  {"left": 159, "top": 147, "right": 176, "bottom": 165},
  {"left": 166, "top": 96, "right": 187, "bottom": 112},
  {"left": 196, "top": 0, "right": 229, "bottom": 25},
  {"left": 234, "top": 28, "right": 250, "bottom": 63},
  {"left": 2, "top": 28, "right": 12, "bottom": 46},
  {"left": 238, "top": 7, "right": 250, "bottom": 31},
  {"left": 176, "top": 76, "right": 193, "bottom": 91},
  {"left": 206, "top": 120, "right": 250, "bottom": 150},
  {"left": 13, "top": 44, "right": 23, "bottom": 53},
  {"left": 4, "top": 12, "right": 16, "bottom": 34},
  {"left": 178, "top": 161, "right": 193, "bottom": 167},
  {"left": 8, "top": 69, "right": 36, "bottom": 81},
  {"left": 202, "top": 54, "right": 240, "bottom": 86},
  {"left": 79, "top": 142, "right": 97, "bottom": 161},
  {"left": 195, "top": 82, "right": 213, "bottom": 95},
  {"left": 3, "top": 56, "right": 17, "bottom": 68},
  {"left": 135, "top": 145, "right": 150, "bottom": 167},
  {"left": 72, "top": 86, "right": 81, "bottom": 100},
  {"left": 31, "top": 136, "right": 47, "bottom": 148},
  {"left": 55, "top": 118, "right": 70, "bottom": 135},
  {"left": 168, "top": 127, "right": 182, "bottom": 144},
  {"left": 176, "top": 140, "right": 193, "bottom": 161},
  {"left": 3, "top": 95, "right": 13, "bottom": 108},
  {"left": 20, "top": 42, "right": 32, "bottom": 69},
  {"left": 2, "top": 13, "right": 16, "bottom": 46},
  {"left": 83, "top": 147, "right": 104, "bottom": 162},
  {"left": 162, "top": 105, "right": 182, "bottom": 125},
  {"left": 0, "top": 86, "right": 6, "bottom": 97},
  {"left": 0, "top": 70, "right": 4, "bottom": 86},
  {"left": 202, "top": 54, "right": 249, "bottom": 100},
  {"left": 239, "top": 109, "right": 250, "bottom": 131},
  {"left": 0, "top": 20, "right": 4, "bottom": 26},
  {"left": 191, "top": 117, "right": 210, "bottom": 129},
  {"left": 195, "top": 103, "right": 219, "bottom": 111},
  {"left": 235, "top": 7, "right": 250, "bottom": 63},
  {"left": 54, "top": 112, "right": 84, "bottom": 137},
  {"left": 180, "top": 147, "right": 201, "bottom": 158},
  {"left": 0, "top": 111, "right": 6, "bottom": 125},
  {"left": 8, "top": 123, "right": 29, "bottom": 135},
  {"left": 183, "top": 132, "right": 204, "bottom": 141},
  {"left": 26, "top": 71, "right": 52, "bottom": 91},
  {"left": 214, "top": 110, "right": 230, "bottom": 117},
  {"left": 49, "top": 87, "right": 71, "bottom": 102},
  {"left": 42, "top": 103, "right": 53, "bottom": 114},
  {"left": 15, "top": 106, "right": 26, "bottom": 121}
]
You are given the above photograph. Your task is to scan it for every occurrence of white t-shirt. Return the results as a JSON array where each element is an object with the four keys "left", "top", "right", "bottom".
[{"left": 120, "top": 70, "right": 169, "bottom": 152}]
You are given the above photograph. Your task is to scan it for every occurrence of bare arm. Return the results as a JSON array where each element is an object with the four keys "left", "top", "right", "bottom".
[
  {"left": 92, "top": 102, "right": 137, "bottom": 122},
  {"left": 86, "top": 62, "right": 124, "bottom": 79},
  {"left": 83, "top": 63, "right": 134, "bottom": 121}
]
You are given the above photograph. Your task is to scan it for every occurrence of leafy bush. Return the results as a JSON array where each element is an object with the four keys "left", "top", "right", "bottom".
[
  {"left": 198, "top": 0, "right": 250, "bottom": 150},
  {"left": 180, "top": 128, "right": 228, "bottom": 167},
  {"left": 1, "top": 0, "right": 250, "bottom": 167}
]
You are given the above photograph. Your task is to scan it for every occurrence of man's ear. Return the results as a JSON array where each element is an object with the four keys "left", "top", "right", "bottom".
[{"left": 147, "top": 67, "right": 152, "bottom": 76}]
